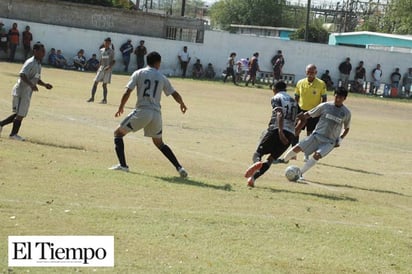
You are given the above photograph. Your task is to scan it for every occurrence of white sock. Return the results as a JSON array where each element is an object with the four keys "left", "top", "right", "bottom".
[
  {"left": 283, "top": 149, "right": 297, "bottom": 162},
  {"left": 300, "top": 157, "right": 317, "bottom": 175}
]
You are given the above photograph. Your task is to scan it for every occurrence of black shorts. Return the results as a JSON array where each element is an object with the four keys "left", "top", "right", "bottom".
[
  {"left": 300, "top": 108, "right": 319, "bottom": 133},
  {"left": 256, "top": 129, "right": 295, "bottom": 159}
]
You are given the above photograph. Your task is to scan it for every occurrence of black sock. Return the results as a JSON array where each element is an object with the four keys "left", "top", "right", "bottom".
[
  {"left": 160, "top": 144, "right": 181, "bottom": 170},
  {"left": 0, "top": 113, "right": 17, "bottom": 127},
  {"left": 114, "top": 137, "right": 127, "bottom": 167},
  {"left": 10, "top": 119, "right": 22, "bottom": 136},
  {"left": 91, "top": 84, "right": 97, "bottom": 99},
  {"left": 254, "top": 161, "right": 270, "bottom": 180},
  {"left": 103, "top": 86, "right": 108, "bottom": 101}
]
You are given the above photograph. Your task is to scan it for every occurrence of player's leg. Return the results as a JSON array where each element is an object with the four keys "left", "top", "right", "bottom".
[
  {"left": 300, "top": 142, "right": 334, "bottom": 176},
  {"left": 102, "top": 83, "right": 108, "bottom": 104},
  {"left": 88, "top": 81, "right": 98, "bottom": 102},
  {"left": 110, "top": 127, "right": 129, "bottom": 171},
  {"left": 153, "top": 137, "right": 187, "bottom": 177}
]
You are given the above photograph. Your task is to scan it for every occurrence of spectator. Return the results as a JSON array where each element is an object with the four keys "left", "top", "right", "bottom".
[
  {"left": 246, "top": 52, "right": 260, "bottom": 87},
  {"left": 235, "top": 61, "right": 243, "bottom": 83},
  {"left": 54, "top": 49, "right": 67, "bottom": 68},
  {"left": 271, "top": 50, "right": 285, "bottom": 85},
  {"left": 370, "top": 64, "right": 382, "bottom": 95},
  {"left": 0, "top": 21, "right": 8, "bottom": 54},
  {"left": 86, "top": 53, "right": 99, "bottom": 72},
  {"left": 240, "top": 58, "right": 249, "bottom": 81},
  {"left": 120, "top": 39, "right": 133, "bottom": 72},
  {"left": 223, "top": 52, "right": 236, "bottom": 85},
  {"left": 402, "top": 67, "right": 412, "bottom": 97},
  {"left": 354, "top": 61, "right": 366, "bottom": 93},
  {"left": 8, "top": 22, "right": 19, "bottom": 62},
  {"left": 73, "top": 49, "right": 87, "bottom": 71},
  {"left": 22, "top": 25, "right": 32, "bottom": 60},
  {"left": 134, "top": 40, "right": 147, "bottom": 69},
  {"left": 390, "top": 68, "right": 401, "bottom": 89},
  {"left": 178, "top": 46, "right": 191, "bottom": 78},
  {"left": 192, "top": 59, "right": 204, "bottom": 78},
  {"left": 320, "top": 70, "right": 334, "bottom": 90},
  {"left": 48, "top": 48, "right": 57, "bottom": 66},
  {"left": 338, "top": 57, "right": 352, "bottom": 90},
  {"left": 204, "top": 63, "right": 215, "bottom": 79},
  {"left": 87, "top": 37, "right": 115, "bottom": 104}
]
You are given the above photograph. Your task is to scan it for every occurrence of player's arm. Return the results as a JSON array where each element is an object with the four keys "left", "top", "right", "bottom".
[
  {"left": 295, "top": 111, "right": 309, "bottom": 135},
  {"left": 171, "top": 91, "right": 187, "bottom": 114},
  {"left": 115, "top": 88, "right": 133, "bottom": 117},
  {"left": 19, "top": 73, "right": 39, "bottom": 91},
  {"left": 37, "top": 79, "right": 53, "bottom": 90},
  {"left": 336, "top": 127, "right": 350, "bottom": 147},
  {"left": 274, "top": 107, "right": 289, "bottom": 145}
]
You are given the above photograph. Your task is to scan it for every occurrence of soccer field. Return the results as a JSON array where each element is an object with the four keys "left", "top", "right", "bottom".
[{"left": 1, "top": 63, "right": 411, "bottom": 273}]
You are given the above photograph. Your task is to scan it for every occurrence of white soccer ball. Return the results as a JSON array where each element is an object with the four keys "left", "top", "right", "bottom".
[{"left": 285, "top": 165, "right": 301, "bottom": 182}]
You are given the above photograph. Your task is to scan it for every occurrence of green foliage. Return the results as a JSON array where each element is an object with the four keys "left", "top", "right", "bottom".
[
  {"left": 210, "top": 0, "right": 288, "bottom": 30},
  {"left": 290, "top": 23, "right": 329, "bottom": 44},
  {"left": 382, "top": 0, "right": 412, "bottom": 34}
]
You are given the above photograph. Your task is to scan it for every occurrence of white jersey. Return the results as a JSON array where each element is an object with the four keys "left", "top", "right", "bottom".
[
  {"left": 268, "top": 91, "right": 298, "bottom": 134},
  {"left": 309, "top": 102, "right": 351, "bottom": 142},
  {"left": 13, "top": 56, "right": 42, "bottom": 97},
  {"left": 126, "top": 67, "right": 175, "bottom": 112}
]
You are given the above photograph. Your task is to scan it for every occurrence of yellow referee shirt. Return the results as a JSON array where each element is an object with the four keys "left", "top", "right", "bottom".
[{"left": 295, "top": 77, "right": 327, "bottom": 110}]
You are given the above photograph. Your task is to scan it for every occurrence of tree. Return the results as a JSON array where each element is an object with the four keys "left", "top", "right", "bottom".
[
  {"left": 209, "top": 0, "right": 288, "bottom": 30},
  {"left": 381, "top": 0, "right": 412, "bottom": 34},
  {"left": 289, "top": 21, "right": 329, "bottom": 44}
]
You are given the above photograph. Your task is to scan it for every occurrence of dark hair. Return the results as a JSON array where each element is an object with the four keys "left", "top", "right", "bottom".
[
  {"left": 274, "top": 81, "right": 287, "bottom": 91},
  {"left": 147, "top": 51, "right": 161, "bottom": 66},
  {"left": 335, "top": 86, "right": 348, "bottom": 98},
  {"left": 33, "top": 42, "right": 44, "bottom": 51}
]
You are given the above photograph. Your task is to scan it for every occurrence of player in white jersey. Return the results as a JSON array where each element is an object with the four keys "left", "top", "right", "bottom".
[
  {"left": 244, "top": 81, "right": 298, "bottom": 187},
  {"left": 109, "top": 51, "right": 188, "bottom": 177},
  {"left": 0, "top": 42, "right": 53, "bottom": 141},
  {"left": 87, "top": 37, "right": 115, "bottom": 104},
  {"left": 278, "top": 87, "right": 351, "bottom": 181}
]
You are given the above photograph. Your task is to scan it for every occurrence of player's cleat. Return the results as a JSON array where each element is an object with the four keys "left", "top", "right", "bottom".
[
  {"left": 178, "top": 167, "right": 188, "bottom": 178},
  {"left": 9, "top": 134, "right": 25, "bottom": 141},
  {"left": 87, "top": 98, "right": 94, "bottom": 103},
  {"left": 247, "top": 176, "right": 255, "bottom": 187},
  {"left": 108, "top": 164, "right": 129, "bottom": 172},
  {"left": 244, "top": 161, "right": 263, "bottom": 178},
  {"left": 272, "top": 158, "right": 288, "bottom": 165},
  {"left": 100, "top": 99, "right": 107, "bottom": 104},
  {"left": 297, "top": 175, "right": 305, "bottom": 183}
]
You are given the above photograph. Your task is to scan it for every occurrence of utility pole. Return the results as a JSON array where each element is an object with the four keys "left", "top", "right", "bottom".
[
  {"left": 304, "top": 0, "right": 311, "bottom": 42},
  {"left": 181, "top": 0, "right": 186, "bottom": 16}
]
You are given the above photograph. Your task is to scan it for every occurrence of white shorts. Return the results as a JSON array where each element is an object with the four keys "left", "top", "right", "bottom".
[
  {"left": 298, "top": 133, "right": 335, "bottom": 158},
  {"left": 94, "top": 67, "right": 112, "bottom": 84},
  {"left": 119, "top": 108, "right": 162, "bottom": 138},
  {"left": 12, "top": 91, "right": 33, "bottom": 117}
]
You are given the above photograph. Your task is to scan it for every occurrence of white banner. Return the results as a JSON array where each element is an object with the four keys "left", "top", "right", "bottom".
[{"left": 8, "top": 236, "right": 114, "bottom": 267}]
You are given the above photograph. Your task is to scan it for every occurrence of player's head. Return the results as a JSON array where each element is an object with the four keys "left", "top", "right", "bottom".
[
  {"left": 273, "top": 81, "right": 287, "bottom": 93},
  {"left": 147, "top": 51, "right": 161, "bottom": 68},
  {"left": 334, "top": 87, "right": 348, "bottom": 106},
  {"left": 104, "top": 37, "right": 111, "bottom": 48},
  {"left": 33, "top": 42, "right": 46, "bottom": 60},
  {"left": 305, "top": 64, "right": 317, "bottom": 82}
]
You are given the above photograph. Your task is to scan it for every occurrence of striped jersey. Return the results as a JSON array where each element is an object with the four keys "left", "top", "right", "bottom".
[{"left": 268, "top": 91, "right": 298, "bottom": 134}]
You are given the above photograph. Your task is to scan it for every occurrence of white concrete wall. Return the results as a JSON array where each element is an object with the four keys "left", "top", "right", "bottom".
[{"left": 1, "top": 17, "right": 411, "bottom": 85}]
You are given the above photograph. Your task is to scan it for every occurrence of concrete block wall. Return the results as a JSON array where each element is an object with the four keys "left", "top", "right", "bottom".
[{"left": 1, "top": 17, "right": 411, "bottom": 86}]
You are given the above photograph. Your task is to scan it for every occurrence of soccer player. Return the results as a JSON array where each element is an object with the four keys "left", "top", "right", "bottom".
[
  {"left": 244, "top": 81, "right": 298, "bottom": 187},
  {"left": 109, "top": 51, "right": 188, "bottom": 177},
  {"left": 294, "top": 64, "right": 327, "bottom": 160},
  {"left": 0, "top": 42, "right": 53, "bottom": 141},
  {"left": 278, "top": 87, "right": 351, "bottom": 181},
  {"left": 87, "top": 37, "right": 115, "bottom": 104}
]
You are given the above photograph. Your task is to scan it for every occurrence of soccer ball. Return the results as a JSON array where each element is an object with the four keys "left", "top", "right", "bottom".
[{"left": 285, "top": 165, "right": 301, "bottom": 182}]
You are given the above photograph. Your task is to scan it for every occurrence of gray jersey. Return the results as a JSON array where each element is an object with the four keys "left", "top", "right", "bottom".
[
  {"left": 126, "top": 67, "right": 175, "bottom": 112},
  {"left": 12, "top": 56, "right": 42, "bottom": 97},
  {"left": 99, "top": 47, "right": 115, "bottom": 68},
  {"left": 268, "top": 91, "right": 298, "bottom": 134},
  {"left": 309, "top": 102, "right": 351, "bottom": 141}
]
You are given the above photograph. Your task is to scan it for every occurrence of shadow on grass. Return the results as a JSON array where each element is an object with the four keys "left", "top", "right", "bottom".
[
  {"left": 261, "top": 186, "right": 358, "bottom": 202},
  {"left": 155, "top": 176, "right": 233, "bottom": 192},
  {"left": 27, "top": 139, "right": 86, "bottom": 151},
  {"left": 307, "top": 179, "right": 409, "bottom": 197},
  {"left": 318, "top": 162, "right": 383, "bottom": 176}
]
